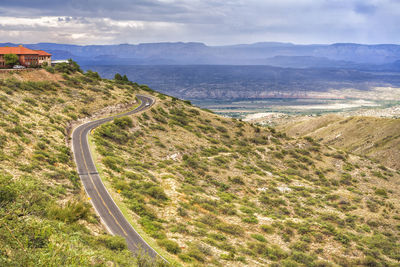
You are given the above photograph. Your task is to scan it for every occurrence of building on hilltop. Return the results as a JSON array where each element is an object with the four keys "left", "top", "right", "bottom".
[
  {"left": 36, "top": 50, "right": 52, "bottom": 66},
  {"left": 0, "top": 45, "right": 52, "bottom": 68}
]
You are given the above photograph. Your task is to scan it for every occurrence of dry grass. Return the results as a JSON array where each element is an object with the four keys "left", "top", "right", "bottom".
[
  {"left": 279, "top": 115, "right": 400, "bottom": 169},
  {"left": 0, "top": 69, "right": 154, "bottom": 265},
  {"left": 91, "top": 95, "right": 400, "bottom": 266}
]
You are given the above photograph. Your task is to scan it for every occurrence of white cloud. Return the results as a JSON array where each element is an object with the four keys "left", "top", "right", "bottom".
[
  {"left": 0, "top": 16, "right": 187, "bottom": 44},
  {"left": 0, "top": 1, "right": 399, "bottom": 45}
]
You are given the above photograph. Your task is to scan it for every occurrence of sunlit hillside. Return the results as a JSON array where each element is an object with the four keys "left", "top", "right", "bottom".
[
  {"left": 1, "top": 67, "right": 399, "bottom": 266},
  {"left": 92, "top": 89, "right": 400, "bottom": 266}
]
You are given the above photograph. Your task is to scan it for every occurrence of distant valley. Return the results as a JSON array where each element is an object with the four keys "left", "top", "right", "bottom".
[
  {"left": 7, "top": 41, "right": 400, "bottom": 117},
  {"left": 83, "top": 65, "right": 400, "bottom": 102}
]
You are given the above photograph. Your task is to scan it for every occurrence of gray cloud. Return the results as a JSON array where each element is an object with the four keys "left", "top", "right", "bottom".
[{"left": 0, "top": 0, "right": 399, "bottom": 45}]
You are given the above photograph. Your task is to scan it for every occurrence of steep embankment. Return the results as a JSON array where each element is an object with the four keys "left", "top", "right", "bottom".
[
  {"left": 278, "top": 114, "right": 400, "bottom": 170},
  {"left": 91, "top": 96, "right": 400, "bottom": 266},
  {"left": 0, "top": 68, "right": 155, "bottom": 266}
]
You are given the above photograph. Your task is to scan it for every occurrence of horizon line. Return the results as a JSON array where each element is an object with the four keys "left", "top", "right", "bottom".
[{"left": 1, "top": 41, "right": 400, "bottom": 47}]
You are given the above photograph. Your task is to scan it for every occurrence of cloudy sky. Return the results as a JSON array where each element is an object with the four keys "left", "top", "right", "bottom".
[{"left": 0, "top": 0, "right": 399, "bottom": 45}]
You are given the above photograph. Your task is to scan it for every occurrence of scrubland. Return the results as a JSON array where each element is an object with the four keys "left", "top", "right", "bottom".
[{"left": 1, "top": 66, "right": 399, "bottom": 266}]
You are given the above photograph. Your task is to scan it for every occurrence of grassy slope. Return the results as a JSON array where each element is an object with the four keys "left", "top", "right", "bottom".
[
  {"left": 1, "top": 68, "right": 400, "bottom": 267},
  {"left": 0, "top": 68, "right": 154, "bottom": 266},
  {"left": 277, "top": 114, "right": 400, "bottom": 170},
  {"left": 91, "top": 96, "right": 400, "bottom": 266}
]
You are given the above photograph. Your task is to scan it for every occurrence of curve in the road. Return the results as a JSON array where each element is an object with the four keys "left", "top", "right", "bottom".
[{"left": 71, "top": 94, "right": 166, "bottom": 262}]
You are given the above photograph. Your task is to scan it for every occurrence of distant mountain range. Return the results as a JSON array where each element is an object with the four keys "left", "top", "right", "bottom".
[
  {"left": 84, "top": 65, "right": 400, "bottom": 100},
  {"left": 2, "top": 42, "right": 400, "bottom": 70},
  {"left": 3, "top": 41, "right": 400, "bottom": 100}
]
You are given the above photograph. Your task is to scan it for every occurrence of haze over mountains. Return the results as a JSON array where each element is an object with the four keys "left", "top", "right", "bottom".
[
  {"left": 3, "top": 42, "right": 400, "bottom": 70},
  {"left": 5, "top": 41, "right": 400, "bottom": 101},
  {"left": 83, "top": 65, "right": 400, "bottom": 100}
]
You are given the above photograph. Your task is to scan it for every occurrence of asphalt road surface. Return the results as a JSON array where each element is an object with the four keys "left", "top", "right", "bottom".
[{"left": 72, "top": 94, "right": 165, "bottom": 261}]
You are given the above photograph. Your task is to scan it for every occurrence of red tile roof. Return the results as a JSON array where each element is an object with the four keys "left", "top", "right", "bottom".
[
  {"left": 0, "top": 46, "right": 51, "bottom": 56},
  {"left": 0, "top": 46, "right": 38, "bottom": 55},
  {"left": 35, "top": 50, "right": 52, "bottom": 56}
]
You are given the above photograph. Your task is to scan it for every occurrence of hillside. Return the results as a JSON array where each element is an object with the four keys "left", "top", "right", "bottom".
[
  {"left": 1, "top": 68, "right": 400, "bottom": 266},
  {"left": 0, "top": 67, "right": 157, "bottom": 266},
  {"left": 91, "top": 93, "right": 400, "bottom": 265},
  {"left": 278, "top": 115, "right": 400, "bottom": 170}
]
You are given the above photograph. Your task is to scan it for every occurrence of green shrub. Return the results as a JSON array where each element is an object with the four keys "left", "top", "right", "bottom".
[
  {"left": 281, "top": 259, "right": 299, "bottom": 267},
  {"left": 0, "top": 135, "right": 7, "bottom": 149},
  {"left": 261, "top": 224, "right": 275, "bottom": 234},
  {"left": 128, "top": 198, "right": 157, "bottom": 219},
  {"left": 157, "top": 239, "right": 181, "bottom": 254},
  {"left": 186, "top": 244, "right": 207, "bottom": 262},
  {"left": 114, "top": 116, "right": 133, "bottom": 129},
  {"left": 266, "top": 245, "right": 288, "bottom": 261},
  {"left": 230, "top": 176, "right": 245, "bottom": 185},
  {"left": 85, "top": 70, "right": 101, "bottom": 80},
  {"left": 251, "top": 234, "right": 266, "bottom": 242},
  {"left": 290, "top": 251, "right": 316, "bottom": 265},
  {"left": 290, "top": 241, "right": 309, "bottom": 252},
  {"left": 375, "top": 188, "right": 387, "bottom": 197},
  {"left": 240, "top": 206, "right": 254, "bottom": 215},
  {"left": 342, "top": 163, "right": 354, "bottom": 171},
  {"left": 0, "top": 174, "right": 17, "bottom": 204},
  {"left": 54, "top": 59, "right": 82, "bottom": 74},
  {"left": 44, "top": 66, "right": 55, "bottom": 73},
  {"left": 177, "top": 206, "right": 188, "bottom": 217},
  {"left": 340, "top": 173, "right": 353, "bottom": 185},
  {"left": 23, "top": 97, "right": 38, "bottom": 107},
  {"left": 220, "top": 252, "right": 235, "bottom": 260},
  {"left": 363, "top": 233, "right": 399, "bottom": 259},
  {"left": 216, "top": 125, "right": 228, "bottom": 133},
  {"left": 140, "top": 183, "right": 168, "bottom": 201},
  {"left": 208, "top": 232, "right": 226, "bottom": 241},
  {"left": 178, "top": 253, "right": 195, "bottom": 262},
  {"left": 45, "top": 169, "right": 80, "bottom": 188},
  {"left": 102, "top": 156, "right": 122, "bottom": 171},
  {"left": 371, "top": 171, "right": 387, "bottom": 180},
  {"left": 138, "top": 217, "right": 166, "bottom": 239},
  {"left": 47, "top": 201, "right": 91, "bottom": 223},
  {"left": 99, "top": 235, "right": 128, "bottom": 251},
  {"left": 216, "top": 223, "right": 243, "bottom": 236}
]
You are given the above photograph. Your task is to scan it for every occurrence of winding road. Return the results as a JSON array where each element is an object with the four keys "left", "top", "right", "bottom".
[{"left": 71, "top": 94, "right": 164, "bottom": 260}]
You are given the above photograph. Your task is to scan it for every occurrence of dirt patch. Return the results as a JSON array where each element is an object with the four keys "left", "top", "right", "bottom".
[{"left": 0, "top": 68, "right": 63, "bottom": 82}]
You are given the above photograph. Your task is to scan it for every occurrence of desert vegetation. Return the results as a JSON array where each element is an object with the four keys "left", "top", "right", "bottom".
[
  {"left": 0, "top": 67, "right": 154, "bottom": 265},
  {"left": 278, "top": 114, "right": 400, "bottom": 170},
  {"left": 1, "top": 66, "right": 399, "bottom": 266},
  {"left": 91, "top": 90, "right": 400, "bottom": 266}
]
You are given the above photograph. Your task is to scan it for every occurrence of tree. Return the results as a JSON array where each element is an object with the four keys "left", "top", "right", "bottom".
[
  {"left": 4, "top": 54, "right": 19, "bottom": 67},
  {"left": 54, "top": 59, "right": 82, "bottom": 74},
  {"left": 114, "top": 73, "right": 123, "bottom": 81},
  {"left": 68, "top": 59, "right": 82, "bottom": 73},
  {"left": 85, "top": 70, "right": 101, "bottom": 80},
  {"left": 114, "top": 73, "right": 129, "bottom": 83}
]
